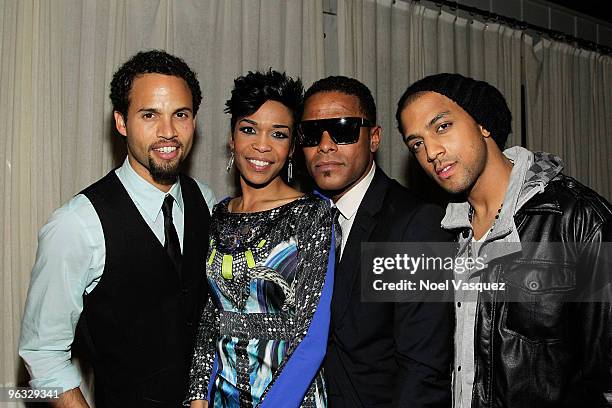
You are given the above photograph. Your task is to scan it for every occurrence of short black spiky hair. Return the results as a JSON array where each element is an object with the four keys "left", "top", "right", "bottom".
[
  {"left": 225, "top": 69, "right": 304, "bottom": 137},
  {"left": 110, "top": 50, "right": 202, "bottom": 120},
  {"left": 303, "top": 75, "right": 377, "bottom": 124}
]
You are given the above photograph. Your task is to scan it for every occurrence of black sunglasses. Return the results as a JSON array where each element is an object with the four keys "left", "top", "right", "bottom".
[{"left": 298, "top": 117, "right": 374, "bottom": 147}]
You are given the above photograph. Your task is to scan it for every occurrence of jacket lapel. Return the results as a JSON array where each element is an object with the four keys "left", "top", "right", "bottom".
[{"left": 333, "top": 168, "right": 390, "bottom": 322}]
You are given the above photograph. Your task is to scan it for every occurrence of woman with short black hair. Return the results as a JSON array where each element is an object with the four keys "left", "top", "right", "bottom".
[{"left": 186, "top": 70, "right": 334, "bottom": 408}]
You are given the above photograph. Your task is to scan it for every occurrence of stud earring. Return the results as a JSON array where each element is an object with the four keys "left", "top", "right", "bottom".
[{"left": 226, "top": 151, "right": 235, "bottom": 172}]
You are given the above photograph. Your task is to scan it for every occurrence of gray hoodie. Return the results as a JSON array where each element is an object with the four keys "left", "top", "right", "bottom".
[
  {"left": 444, "top": 146, "right": 564, "bottom": 408},
  {"left": 441, "top": 146, "right": 564, "bottom": 261}
]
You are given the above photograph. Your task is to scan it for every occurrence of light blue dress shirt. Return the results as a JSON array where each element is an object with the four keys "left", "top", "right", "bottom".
[{"left": 19, "top": 158, "right": 216, "bottom": 392}]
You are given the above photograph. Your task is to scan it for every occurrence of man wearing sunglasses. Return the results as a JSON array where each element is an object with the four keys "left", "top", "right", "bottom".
[{"left": 300, "top": 76, "right": 453, "bottom": 408}]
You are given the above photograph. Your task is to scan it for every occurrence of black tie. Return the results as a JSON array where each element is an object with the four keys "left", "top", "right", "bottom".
[
  {"left": 162, "top": 195, "right": 182, "bottom": 272},
  {"left": 332, "top": 207, "right": 343, "bottom": 264}
]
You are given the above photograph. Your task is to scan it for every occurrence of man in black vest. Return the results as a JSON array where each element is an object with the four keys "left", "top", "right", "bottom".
[
  {"left": 300, "top": 76, "right": 453, "bottom": 407},
  {"left": 19, "top": 50, "right": 215, "bottom": 407}
]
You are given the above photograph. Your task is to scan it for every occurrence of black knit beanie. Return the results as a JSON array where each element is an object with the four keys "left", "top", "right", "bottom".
[{"left": 396, "top": 73, "right": 512, "bottom": 149}]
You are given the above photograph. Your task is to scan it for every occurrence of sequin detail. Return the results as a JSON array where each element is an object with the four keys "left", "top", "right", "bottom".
[
  {"left": 219, "top": 311, "right": 294, "bottom": 340},
  {"left": 186, "top": 194, "right": 333, "bottom": 407}
]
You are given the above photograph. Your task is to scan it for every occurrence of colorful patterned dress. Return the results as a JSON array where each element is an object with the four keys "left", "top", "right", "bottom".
[{"left": 186, "top": 194, "right": 335, "bottom": 407}]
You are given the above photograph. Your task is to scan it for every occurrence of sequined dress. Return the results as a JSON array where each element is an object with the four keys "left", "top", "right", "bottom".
[{"left": 186, "top": 194, "right": 334, "bottom": 407}]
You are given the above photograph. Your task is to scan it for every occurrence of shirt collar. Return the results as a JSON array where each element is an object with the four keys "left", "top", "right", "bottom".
[
  {"left": 115, "top": 157, "right": 184, "bottom": 223},
  {"left": 335, "top": 162, "right": 376, "bottom": 221}
]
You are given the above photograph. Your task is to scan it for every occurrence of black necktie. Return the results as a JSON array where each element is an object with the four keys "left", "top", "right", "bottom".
[
  {"left": 332, "top": 207, "right": 343, "bottom": 264},
  {"left": 162, "top": 195, "right": 182, "bottom": 272}
]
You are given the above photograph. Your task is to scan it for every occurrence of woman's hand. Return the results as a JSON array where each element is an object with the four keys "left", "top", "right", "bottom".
[{"left": 190, "top": 400, "right": 208, "bottom": 408}]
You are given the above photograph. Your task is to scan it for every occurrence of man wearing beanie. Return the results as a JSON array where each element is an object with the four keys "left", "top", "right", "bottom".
[{"left": 396, "top": 73, "right": 612, "bottom": 407}]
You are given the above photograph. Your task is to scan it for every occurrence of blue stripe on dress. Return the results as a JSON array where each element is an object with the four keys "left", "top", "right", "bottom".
[
  {"left": 257, "top": 241, "right": 297, "bottom": 312},
  {"left": 259, "top": 224, "right": 336, "bottom": 407}
]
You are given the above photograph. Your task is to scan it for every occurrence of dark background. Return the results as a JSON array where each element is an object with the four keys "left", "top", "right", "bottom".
[{"left": 548, "top": 0, "right": 610, "bottom": 23}]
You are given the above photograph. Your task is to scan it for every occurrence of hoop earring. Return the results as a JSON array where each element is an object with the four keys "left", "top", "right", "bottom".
[
  {"left": 287, "top": 157, "right": 293, "bottom": 183},
  {"left": 226, "top": 151, "right": 235, "bottom": 172}
]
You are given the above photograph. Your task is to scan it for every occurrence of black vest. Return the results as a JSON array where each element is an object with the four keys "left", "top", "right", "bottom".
[{"left": 79, "top": 171, "right": 210, "bottom": 407}]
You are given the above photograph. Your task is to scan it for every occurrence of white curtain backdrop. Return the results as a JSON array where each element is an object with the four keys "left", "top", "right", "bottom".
[
  {"left": 524, "top": 38, "right": 612, "bottom": 200},
  {"left": 2, "top": 0, "right": 611, "bottom": 404},
  {"left": 336, "top": 0, "right": 525, "bottom": 190},
  {"left": 0, "top": 0, "right": 324, "bottom": 402},
  {"left": 335, "top": 0, "right": 611, "bottom": 203}
]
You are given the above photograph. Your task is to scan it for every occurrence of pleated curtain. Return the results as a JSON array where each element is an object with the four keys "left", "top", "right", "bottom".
[
  {"left": 0, "top": 0, "right": 324, "bottom": 404},
  {"left": 335, "top": 0, "right": 610, "bottom": 201},
  {"left": 2, "top": 1, "right": 611, "bottom": 405}
]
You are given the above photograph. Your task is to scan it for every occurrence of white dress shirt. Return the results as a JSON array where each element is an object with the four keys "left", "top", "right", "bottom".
[{"left": 334, "top": 162, "right": 376, "bottom": 259}]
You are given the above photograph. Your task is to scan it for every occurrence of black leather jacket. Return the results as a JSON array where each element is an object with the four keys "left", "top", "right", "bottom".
[{"left": 472, "top": 174, "right": 612, "bottom": 407}]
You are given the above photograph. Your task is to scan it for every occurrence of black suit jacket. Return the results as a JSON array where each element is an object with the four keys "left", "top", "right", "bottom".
[{"left": 324, "top": 167, "right": 453, "bottom": 408}]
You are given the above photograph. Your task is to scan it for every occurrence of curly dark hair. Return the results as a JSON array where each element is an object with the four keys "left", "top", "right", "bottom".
[
  {"left": 303, "top": 75, "right": 377, "bottom": 124},
  {"left": 110, "top": 50, "right": 202, "bottom": 120},
  {"left": 225, "top": 70, "right": 304, "bottom": 140}
]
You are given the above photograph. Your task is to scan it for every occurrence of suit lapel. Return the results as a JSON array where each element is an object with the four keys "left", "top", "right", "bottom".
[{"left": 333, "top": 168, "right": 390, "bottom": 322}]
